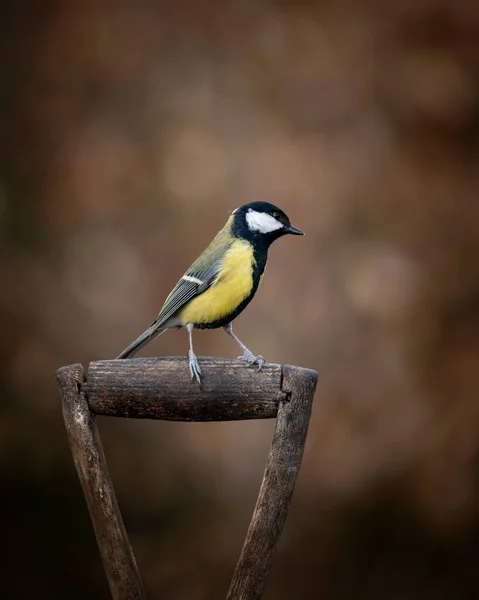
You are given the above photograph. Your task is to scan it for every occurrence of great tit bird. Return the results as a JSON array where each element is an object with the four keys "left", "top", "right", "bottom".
[{"left": 117, "top": 201, "right": 303, "bottom": 383}]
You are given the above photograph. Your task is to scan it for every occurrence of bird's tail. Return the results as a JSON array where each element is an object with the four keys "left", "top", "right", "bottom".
[{"left": 116, "top": 324, "right": 167, "bottom": 359}]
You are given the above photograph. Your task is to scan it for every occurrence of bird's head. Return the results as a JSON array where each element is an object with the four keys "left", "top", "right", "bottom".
[{"left": 231, "top": 201, "right": 303, "bottom": 244}]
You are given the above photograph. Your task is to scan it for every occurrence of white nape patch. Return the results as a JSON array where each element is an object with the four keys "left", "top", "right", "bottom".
[
  {"left": 182, "top": 274, "right": 203, "bottom": 285},
  {"left": 246, "top": 209, "right": 283, "bottom": 233}
]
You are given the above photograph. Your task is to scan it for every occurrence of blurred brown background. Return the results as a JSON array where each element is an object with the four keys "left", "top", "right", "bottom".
[{"left": 2, "top": 1, "right": 479, "bottom": 598}]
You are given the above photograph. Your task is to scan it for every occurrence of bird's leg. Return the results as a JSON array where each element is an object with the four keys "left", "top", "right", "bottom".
[
  {"left": 223, "top": 323, "right": 264, "bottom": 371},
  {"left": 186, "top": 323, "right": 202, "bottom": 384}
]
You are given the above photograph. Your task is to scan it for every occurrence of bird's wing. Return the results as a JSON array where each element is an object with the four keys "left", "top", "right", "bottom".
[
  {"left": 153, "top": 261, "right": 222, "bottom": 327},
  {"left": 116, "top": 260, "right": 222, "bottom": 359},
  {"left": 152, "top": 216, "right": 235, "bottom": 328}
]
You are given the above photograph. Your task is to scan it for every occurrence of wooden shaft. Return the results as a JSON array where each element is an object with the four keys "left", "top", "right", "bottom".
[
  {"left": 57, "top": 364, "right": 146, "bottom": 600},
  {"left": 84, "top": 358, "right": 286, "bottom": 421},
  {"left": 58, "top": 358, "right": 318, "bottom": 600},
  {"left": 226, "top": 365, "right": 318, "bottom": 600}
]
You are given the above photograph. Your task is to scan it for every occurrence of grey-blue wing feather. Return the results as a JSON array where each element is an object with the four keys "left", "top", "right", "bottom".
[
  {"left": 153, "top": 217, "right": 234, "bottom": 327},
  {"left": 153, "top": 261, "right": 221, "bottom": 327},
  {"left": 116, "top": 215, "right": 234, "bottom": 359},
  {"left": 116, "top": 263, "right": 221, "bottom": 359}
]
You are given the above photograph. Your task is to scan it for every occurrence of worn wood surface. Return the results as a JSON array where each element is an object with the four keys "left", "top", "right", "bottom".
[
  {"left": 58, "top": 359, "right": 318, "bottom": 600},
  {"left": 227, "top": 365, "right": 318, "bottom": 600},
  {"left": 57, "top": 364, "right": 146, "bottom": 600},
  {"left": 84, "top": 358, "right": 286, "bottom": 421}
]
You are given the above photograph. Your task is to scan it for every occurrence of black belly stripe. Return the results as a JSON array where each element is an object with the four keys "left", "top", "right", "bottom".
[{"left": 194, "top": 244, "right": 268, "bottom": 330}]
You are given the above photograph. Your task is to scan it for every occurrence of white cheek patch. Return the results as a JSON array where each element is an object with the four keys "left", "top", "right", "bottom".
[{"left": 246, "top": 209, "right": 283, "bottom": 233}]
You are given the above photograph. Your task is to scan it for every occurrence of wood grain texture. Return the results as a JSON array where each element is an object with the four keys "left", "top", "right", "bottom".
[
  {"left": 57, "top": 364, "right": 146, "bottom": 600},
  {"left": 227, "top": 364, "right": 318, "bottom": 600},
  {"left": 58, "top": 359, "right": 318, "bottom": 600},
  {"left": 84, "top": 357, "right": 286, "bottom": 421}
]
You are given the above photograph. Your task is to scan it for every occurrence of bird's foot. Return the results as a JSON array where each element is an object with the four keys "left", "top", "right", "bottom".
[
  {"left": 237, "top": 350, "right": 265, "bottom": 371},
  {"left": 188, "top": 349, "right": 202, "bottom": 384}
]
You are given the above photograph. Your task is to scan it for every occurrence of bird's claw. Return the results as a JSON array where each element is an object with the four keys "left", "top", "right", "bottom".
[
  {"left": 188, "top": 350, "right": 202, "bottom": 384},
  {"left": 237, "top": 350, "right": 265, "bottom": 371}
]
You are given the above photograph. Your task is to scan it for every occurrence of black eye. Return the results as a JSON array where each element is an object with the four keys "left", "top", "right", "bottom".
[{"left": 272, "top": 212, "right": 280, "bottom": 219}]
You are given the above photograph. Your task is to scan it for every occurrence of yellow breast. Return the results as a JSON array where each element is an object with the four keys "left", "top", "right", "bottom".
[{"left": 177, "top": 240, "right": 254, "bottom": 325}]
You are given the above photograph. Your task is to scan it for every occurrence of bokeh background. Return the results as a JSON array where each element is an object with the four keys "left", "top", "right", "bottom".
[{"left": 2, "top": 1, "right": 479, "bottom": 598}]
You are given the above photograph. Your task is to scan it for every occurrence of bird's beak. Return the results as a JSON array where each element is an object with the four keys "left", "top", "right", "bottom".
[{"left": 286, "top": 224, "right": 304, "bottom": 235}]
